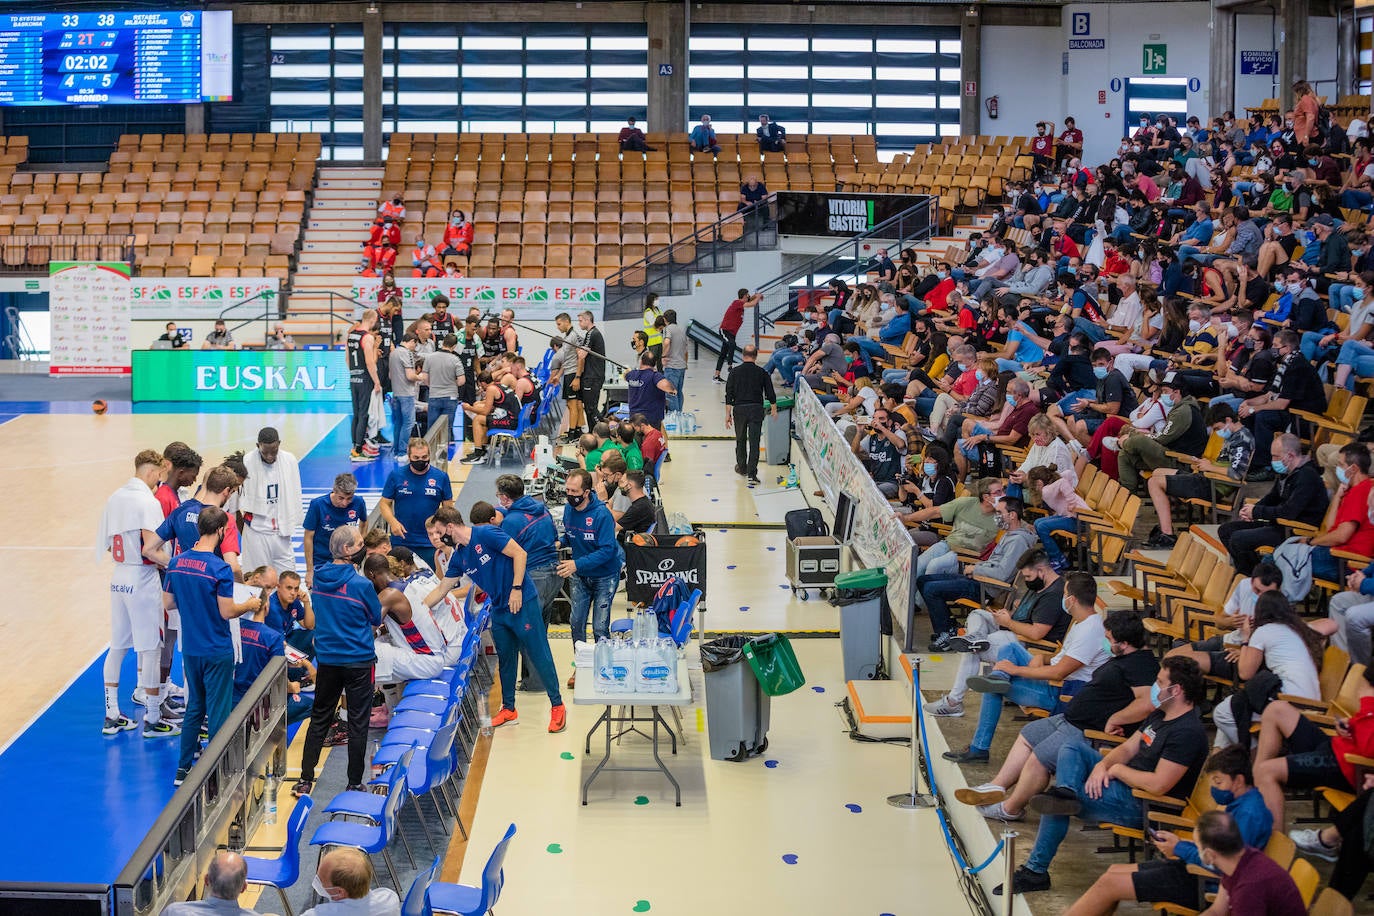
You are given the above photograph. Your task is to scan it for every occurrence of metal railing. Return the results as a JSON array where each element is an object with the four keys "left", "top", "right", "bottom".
[
  {"left": 0, "top": 234, "right": 137, "bottom": 273},
  {"left": 222, "top": 289, "right": 366, "bottom": 345},
  {"left": 751, "top": 196, "right": 938, "bottom": 344},
  {"left": 602, "top": 195, "right": 780, "bottom": 317}
]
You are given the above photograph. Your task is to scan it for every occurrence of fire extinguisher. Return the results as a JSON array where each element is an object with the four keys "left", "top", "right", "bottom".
[{"left": 986, "top": 95, "right": 999, "bottom": 120}]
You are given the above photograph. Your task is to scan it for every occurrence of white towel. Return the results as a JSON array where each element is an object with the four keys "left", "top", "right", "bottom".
[{"left": 241, "top": 448, "right": 304, "bottom": 534}]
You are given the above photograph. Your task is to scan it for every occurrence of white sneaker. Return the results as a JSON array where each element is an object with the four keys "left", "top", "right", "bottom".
[
  {"left": 1291, "top": 828, "right": 1340, "bottom": 862},
  {"left": 926, "top": 696, "right": 964, "bottom": 717},
  {"left": 164, "top": 682, "right": 186, "bottom": 699},
  {"left": 955, "top": 783, "right": 1006, "bottom": 806},
  {"left": 1102, "top": 436, "right": 1120, "bottom": 452},
  {"left": 976, "top": 801, "right": 1023, "bottom": 822},
  {"left": 132, "top": 687, "right": 148, "bottom": 707}
]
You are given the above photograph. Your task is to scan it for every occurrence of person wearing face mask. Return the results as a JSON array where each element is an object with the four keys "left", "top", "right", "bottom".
[
  {"left": 291, "top": 526, "right": 383, "bottom": 797},
  {"left": 952, "top": 377, "right": 1038, "bottom": 480},
  {"left": 557, "top": 468, "right": 624, "bottom": 661},
  {"left": 1187, "top": 812, "right": 1309, "bottom": 916},
  {"left": 494, "top": 473, "right": 561, "bottom": 693},
  {"left": 1298, "top": 213, "right": 1352, "bottom": 295},
  {"left": 1116, "top": 373, "right": 1207, "bottom": 492},
  {"left": 956, "top": 609, "right": 1158, "bottom": 825},
  {"left": 944, "top": 572, "right": 1109, "bottom": 766},
  {"left": 991, "top": 657, "right": 1209, "bottom": 895},
  {"left": 377, "top": 439, "right": 453, "bottom": 568},
  {"left": 937, "top": 355, "right": 999, "bottom": 444},
  {"left": 1237, "top": 329, "right": 1327, "bottom": 478},
  {"left": 1221, "top": 432, "right": 1330, "bottom": 572},
  {"left": 303, "top": 847, "right": 401, "bottom": 916},
  {"left": 440, "top": 209, "right": 473, "bottom": 260},
  {"left": 1143, "top": 403, "right": 1255, "bottom": 547},
  {"left": 1324, "top": 256, "right": 1373, "bottom": 315},
  {"left": 1065, "top": 746, "right": 1273, "bottom": 916},
  {"left": 906, "top": 477, "right": 1004, "bottom": 581},
  {"left": 921, "top": 497, "right": 1038, "bottom": 652}
]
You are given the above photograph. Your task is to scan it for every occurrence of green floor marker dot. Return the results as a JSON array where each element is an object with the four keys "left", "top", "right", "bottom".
[
  {"left": 546, "top": 843, "right": 563, "bottom": 854},
  {"left": 560, "top": 751, "right": 574, "bottom": 760},
  {"left": 634, "top": 795, "right": 649, "bottom": 805},
  {"left": 633, "top": 902, "right": 651, "bottom": 913}
]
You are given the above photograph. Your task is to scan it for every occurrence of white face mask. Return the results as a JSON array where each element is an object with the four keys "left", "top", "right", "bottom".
[
  {"left": 312, "top": 876, "right": 335, "bottom": 901},
  {"left": 1189, "top": 319, "right": 1203, "bottom": 333}
]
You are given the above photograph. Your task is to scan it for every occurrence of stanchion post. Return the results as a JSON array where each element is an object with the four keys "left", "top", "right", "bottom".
[
  {"left": 887, "top": 654, "right": 935, "bottom": 809},
  {"left": 1001, "top": 830, "right": 1018, "bottom": 916}
]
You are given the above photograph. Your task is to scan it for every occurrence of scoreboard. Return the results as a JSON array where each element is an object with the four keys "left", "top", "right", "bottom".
[{"left": 0, "top": 11, "right": 233, "bottom": 106}]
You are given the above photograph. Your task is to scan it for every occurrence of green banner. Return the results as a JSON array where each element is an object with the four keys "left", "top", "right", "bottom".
[{"left": 132, "top": 349, "right": 351, "bottom": 403}]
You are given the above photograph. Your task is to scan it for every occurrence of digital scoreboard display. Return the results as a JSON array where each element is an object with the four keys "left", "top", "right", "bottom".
[{"left": 0, "top": 11, "right": 233, "bottom": 106}]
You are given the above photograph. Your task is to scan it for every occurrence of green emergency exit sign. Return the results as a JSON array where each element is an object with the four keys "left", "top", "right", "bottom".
[{"left": 1142, "top": 43, "right": 1167, "bottom": 74}]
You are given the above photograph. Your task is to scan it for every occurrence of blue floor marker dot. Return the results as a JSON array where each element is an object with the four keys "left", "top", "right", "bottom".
[
  {"left": 781, "top": 854, "right": 799, "bottom": 865},
  {"left": 812, "top": 686, "right": 825, "bottom": 693},
  {"left": 764, "top": 759, "right": 779, "bottom": 768},
  {"left": 710, "top": 498, "right": 719, "bottom": 502},
  {"left": 766, "top": 546, "right": 776, "bottom": 551},
  {"left": 739, "top": 605, "right": 749, "bottom": 612},
  {"left": 726, "top": 565, "right": 737, "bottom": 570},
  {"left": 845, "top": 803, "right": 862, "bottom": 813}
]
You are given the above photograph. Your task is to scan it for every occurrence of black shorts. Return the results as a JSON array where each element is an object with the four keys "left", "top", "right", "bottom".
[
  {"left": 1133, "top": 858, "right": 1207, "bottom": 908},
  {"left": 1284, "top": 715, "right": 1350, "bottom": 791},
  {"left": 1188, "top": 636, "right": 1240, "bottom": 680},
  {"left": 1164, "top": 473, "right": 1212, "bottom": 501}
]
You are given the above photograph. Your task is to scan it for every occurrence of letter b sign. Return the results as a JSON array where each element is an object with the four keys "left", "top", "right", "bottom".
[{"left": 1072, "top": 12, "right": 1090, "bottom": 36}]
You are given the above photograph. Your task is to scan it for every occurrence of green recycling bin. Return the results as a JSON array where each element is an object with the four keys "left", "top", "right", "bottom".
[
  {"left": 742, "top": 633, "right": 806, "bottom": 696},
  {"left": 764, "top": 396, "right": 794, "bottom": 465},
  {"left": 835, "top": 568, "right": 888, "bottom": 681}
]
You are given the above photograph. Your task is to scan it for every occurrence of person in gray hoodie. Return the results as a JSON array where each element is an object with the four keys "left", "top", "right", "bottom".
[{"left": 923, "top": 497, "right": 1039, "bottom": 652}]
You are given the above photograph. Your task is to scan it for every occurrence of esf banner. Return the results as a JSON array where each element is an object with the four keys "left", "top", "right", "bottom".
[
  {"left": 130, "top": 278, "right": 280, "bottom": 320},
  {"left": 350, "top": 278, "right": 604, "bottom": 323},
  {"left": 775, "top": 191, "right": 932, "bottom": 238},
  {"left": 623, "top": 541, "right": 707, "bottom": 605},
  {"left": 132, "top": 349, "right": 350, "bottom": 404}
]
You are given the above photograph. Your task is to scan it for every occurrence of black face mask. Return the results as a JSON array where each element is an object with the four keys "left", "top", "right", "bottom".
[
  {"left": 440, "top": 533, "right": 456, "bottom": 547},
  {"left": 349, "top": 547, "right": 367, "bottom": 565},
  {"left": 410, "top": 461, "right": 429, "bottom": 474},
  {"left": 1024, "top": 577, "right": 1045, "bottom": 592}
]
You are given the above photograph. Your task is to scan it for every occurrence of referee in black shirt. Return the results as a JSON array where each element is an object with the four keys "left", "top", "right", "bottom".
[{"left": 725, "top": 344, "right": 777, "bottom": 484}]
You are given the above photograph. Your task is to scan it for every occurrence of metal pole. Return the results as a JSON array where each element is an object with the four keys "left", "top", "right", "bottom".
[
  {"left": 1001, "top": 830, "right": 1018, "bottom": 916},
  {"left": 888, "top": 655, "right": 935, "bottom": 809}
]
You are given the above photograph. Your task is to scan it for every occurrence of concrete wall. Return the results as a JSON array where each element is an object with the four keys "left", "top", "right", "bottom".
[{"left": 978, "top": 25, "right": 1067, "bottom": 139}]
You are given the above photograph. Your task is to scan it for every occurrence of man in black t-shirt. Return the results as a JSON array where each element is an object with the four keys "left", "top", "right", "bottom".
[
  {"left": 574, "top": 310, "right": 607, "bottom": 429},
  {"left": 853, "top": 408, "right": 906, "bottom": 498},
  {"left": 615, "top": 471, "right": 656, "bottom": 541},
  {"left": 994, "top": 656, "right": 1210, "bottom": 896},
  {"left": 954, "top": 611, "right": 1159, "bottom": 821}
]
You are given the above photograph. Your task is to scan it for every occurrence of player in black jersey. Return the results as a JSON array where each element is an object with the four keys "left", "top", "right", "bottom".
[{"left": 346, "top": 310, "right": 382, "bottom": 461}]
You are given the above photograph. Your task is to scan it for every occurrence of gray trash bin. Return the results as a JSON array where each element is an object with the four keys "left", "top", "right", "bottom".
[
  {"left": 764, "top": 397, "right": 793, "bottom": 465},
  {"left": 701, "top": 636, "right": 771, "bottom": 761},
  {"left": 835, "top": 568, "right": 888, "bottom": 681}
]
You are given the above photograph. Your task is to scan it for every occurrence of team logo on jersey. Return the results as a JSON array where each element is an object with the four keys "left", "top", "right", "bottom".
[
  {"left": 585, "top": 518, "right": 593, "bottom": 527},
  {"left": 348, "top": 510, "right": 357, "bottom": 519},
  {"left": 473, "top": 545, "right": 483, "bottom": 554},
  {"left": 428, "top": 478, "right": 436, "bottom": 486}
]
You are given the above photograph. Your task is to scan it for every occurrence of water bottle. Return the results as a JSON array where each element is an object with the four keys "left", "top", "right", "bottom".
[
  {"left": 370, "top": 738, "right": 383, "bottom": 778},
  {"left": 595, "top": 637, "right": 614, "bottom": 693},
  {"left": 264, "top": 775, "right": 278, "bottom": 825},
  {"left": 479, "top": 698, "right": 493, "bottom": 737},
  {"left": 786, "top": 463, "right": 799, "bottom": 488}
]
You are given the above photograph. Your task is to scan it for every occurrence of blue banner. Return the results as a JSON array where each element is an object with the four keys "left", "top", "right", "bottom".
[{"left": 1240, "top": 51, "right": 1277, "bottom": 75}]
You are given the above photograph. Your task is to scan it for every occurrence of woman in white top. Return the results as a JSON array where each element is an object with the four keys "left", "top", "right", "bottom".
[
  {"left": 1098, "top": 286, "right": 1164, "bottom": 357},
  {"left": 1212, "top": 591, "right": 1323, "bottom": 748},
  {"left": 1008, "top": 414, "right": 1078, "bottom": 488},
  {"left": 1078, "top": 385, "right": 1169, "bottom": 481}
]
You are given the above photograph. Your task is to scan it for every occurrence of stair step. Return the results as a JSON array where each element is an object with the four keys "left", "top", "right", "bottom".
[
  {"left": 317, "top": 177, "right": 382, "bottom": 190},
  {"left": 319, "top": 168, "right": 385, "bottom": 181},
  {"left": 302, "top": 239, "right": 368, "bottom": 253},
  {"left": 313, "top": 188, "right": 379, "bottom": 204},
  {"left": 308, "top": 218, "right": 376, "bottom": 232}
]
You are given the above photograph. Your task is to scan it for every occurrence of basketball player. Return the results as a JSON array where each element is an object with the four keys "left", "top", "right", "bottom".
[
  {"left": 97, "top": 449, "right": 176, "bottom": 737},
  {"left": 361, "top": 555, "right": 447, "bottom": 685},
  {"left": 155, "top": 442, "right": 202, "bottom": 517},
  {"left": 347, "top": 310, "right": 383, "bottom": 461},
  {"left": 239, "top": 427, "right": 302, "bottom": 573}
]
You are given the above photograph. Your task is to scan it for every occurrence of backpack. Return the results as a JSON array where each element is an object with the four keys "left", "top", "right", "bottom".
[
  {"left": 785, "top": 507, "right": 829, "bottom": 541},
  {"left": 1317, "top": 104, "right": 1332, "bottom": 139},
  {"left": 1271, "top": 537, "right": 1314, "bottom": 604}
]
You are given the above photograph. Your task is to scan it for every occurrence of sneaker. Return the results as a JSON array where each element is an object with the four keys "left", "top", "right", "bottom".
[
  {"left": 967, "top": 674, "right": 1012, "bottom": 695},
  {"left": 976, "top": 801, "right": 1023, "bottom": 822},
  {"left": 491, "top": 707, "right": 519, "bottom": 727},
  {"left": 344, "top": 784, "right": 367, "bottom": 793},
  {"left": 163, "top": 693, "right": 187, "bottom": 712},
  {"left": 143, "top": 720, "right": 181, "bottom": 738},
  {"left": 164, "top": 682, "right": 186, "bottom": 699},
  {"left": 955, "top": 783, "right": 1006, "bottom": 806},
  {"left": 713, "top": 375, "right": 724, "bottom": 384},
  {"left": 734, "top": 465, "right": 746, "bottom": 476},
  {"left": 928, "top": 630, "right": 957, "bottom": 652},
  {"left": 461, "top": 449, "right": 488, "bottom": 465},
  {"left": 1145, "top": 531, "right": 1178, "bottom": 549},
  {"left": 173, "top": 769, "right": 189, "bottom": 787},
  {"left": 102, "top": 714, "right": 137, "bottom": 735},
  {"left": 158, "top": 701, "right": 185, "bottom": 722},
  {"left": 291, "top": 779, "right": 313, "bottom": 798},
  {"left": 926, "top": 696, "right": 964, "bottom": 718},
  {"left": 548, "top": 704, "right": 567, "bottom": 733},
  {"left": 369, "top": 705, "right": 391, "bottom": 729},
  {"left": 324, "top": 722, "right": 349, "bottom": 746},
  {"left": 993, "top": 865, "right": 1051, "bottom": 896},
  {"left": 747, "top": 475, "right": 761, "bottom": 485},
  {"left": 371, "top": 432, "right": 391, "bottom": 445},
  {"left": 941, "top": 746, "right": 990, "bottom": 763},
  {"left": 361, "top": 443, "right": 381, "bottom": 458},
  {"left": 1291, "top": 828, "right": 1341, "bottom": 862},
  {"left": 945, "top": 635, "right": 991, "bottom": 654},
  {"left": 1028, "top": 786, "right": 1083, "bottom": 816},
  {"left": 132, "top": 687, "right": 149, "bottom": 707}
]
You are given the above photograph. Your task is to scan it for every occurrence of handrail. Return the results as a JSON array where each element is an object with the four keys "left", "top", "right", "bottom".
[
  {"left": 114, "top": 657, "right": 288, "bottom": 915},
  {"left": 224, "top": 289, "right": 367, "bottom": 344},
  {"left": 751, "top": 196, "right": 937, "bottom": 344},
  {"left": 285, "top": 289, "right": 372, "bottom": 343},
  {"left": 218, "top": 289, "right": 279, "bottom": 342}
]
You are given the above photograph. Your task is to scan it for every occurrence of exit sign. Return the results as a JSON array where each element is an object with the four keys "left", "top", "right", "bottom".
[{"left": 1142, "top": 43, "right": 1167, "bottom": 74}]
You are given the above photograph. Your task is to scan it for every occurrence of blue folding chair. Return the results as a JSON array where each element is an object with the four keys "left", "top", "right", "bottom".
[
  {"left": 402, "top": 855, "right": 442, "bottom": 916},
  {"left": 309, "top": 745, "right": 415, "bottom": 891},
  {"left": 486, "top": 402, "right": 536, "bottom": 464},
  {"left": 242, "top": 795, "right": 313, "bottom": 916},
  {"left": 427, "top": 823, "right": 517, "bottom": 915}
]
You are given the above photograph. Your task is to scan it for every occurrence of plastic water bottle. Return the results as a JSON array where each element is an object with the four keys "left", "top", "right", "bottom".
[
  {"left": 370, "top": 738, "right": 383, "bottom": 778},
  {"left": 479, "top": 698, "right": 493, "bottom": 737},
  {"left": 264, "top": 775, "right": 278, "bottom": 825},
  {"left": 595, "top": 638, "right": 614, "bottom": 693},
  {"left": 786, "top": 463, "right": 799, "bottom": 488}
]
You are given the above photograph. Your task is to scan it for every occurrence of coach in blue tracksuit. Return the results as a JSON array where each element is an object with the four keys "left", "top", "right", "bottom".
[
  {"left": 558, "top": 469, "right": 624, "bottom": 650},
  {"left": 293, "top": 525, "right": 382, "bottom": 796},
  {"left": 497, "top": 473, "right": 562, "bottom": 692}
]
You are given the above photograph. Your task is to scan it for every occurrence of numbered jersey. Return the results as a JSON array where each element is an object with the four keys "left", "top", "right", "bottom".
[
  {"left": 100, "top": 479, "right": 163, "bottom": 567},
  {"left": 400, "top": 570, "right": 466, "bottom": 648}
]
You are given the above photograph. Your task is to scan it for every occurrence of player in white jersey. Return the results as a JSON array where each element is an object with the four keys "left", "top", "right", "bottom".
[
  {"left": 239, "top": 427, "right": 303, "bottom": 573},
  {"left": 96, "top": 449, "right": 178, "bottom": 737},
  {"left": 390, "top": 547, "right": 466, "bottom": 660},
  {"left": 361, "top": 555, "right": 448, "bottom": 685}
]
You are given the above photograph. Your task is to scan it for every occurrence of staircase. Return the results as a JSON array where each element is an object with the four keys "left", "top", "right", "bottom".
[{"left": 283, "top": 167, "right": 383, "bottom": 342}]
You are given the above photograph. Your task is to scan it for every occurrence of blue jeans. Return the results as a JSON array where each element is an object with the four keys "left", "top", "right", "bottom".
[
  {"left": 569, "top": 573, "right": 619, "bottom": 645},
  {"left": 664, "top": 367, "right": 686, "bottom": 412},
  {"left": 970, "top": 642, "right": 1067, "bottom": 752},
  {"left": 915, "top": 541, "right": 960, "bottom": 580},
  {"left": 1055, "top": 388, "right": 1095, "bottom": 416},
  {"left": 852, "top": 337, "right": 886, "bottom": 359},
  {"left": 178, "top": 653, "right": 235, "bottom": 773},
  {"left": 882, "top": 368, "right": 910, "bottom": 384},
  {"left": 390, "top": 394, "right": 416, "bottom": 446},
  {"left": 995, "top": 357, "right": 1023, "bottom": 374},
  {"left": 1340, "top": 189, "right": 1374, "bottom": 211},
  {"left": 1035, "top": 515, "right": 1078, "bottom": 566},
  {"left": 491, "top": 591, "right": 562, "bottom": 709},
  {"left": 920, "top": 574, "right": 978, "bottom": 634},
  {"left": 1209, "top": 393, "right": 1244, "bottom": 412},
  {"left": 1025, "top": 737, "right": 1143, "bottom": 873},
  {"left": 1337, "top": 338, "right": 1374, "bottom": 388},
  {"left": 1311, "top": 546, "right": 1342, "bottom": 583},
  {"left": 1328, "top": 284, "right": 1360, "bottom": 314},
  {"left": 427, "top": 396, "right": 458, "bottom": 437},
  {"left": 913, "top": 390, "right": 938, "bottom": 418}
]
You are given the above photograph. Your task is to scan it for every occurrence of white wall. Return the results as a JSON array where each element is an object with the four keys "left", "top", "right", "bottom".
[
  {"left": 979, "top": 25, "right": 1066, "bottom": 138},
  {"left": 1306, "top": 16, "right": 1339, "bottom": 102},
  {"left": 1235, "top": 13, "right": 1280, "bottom": 115},
  {"left": 1059, "top": 2, "right": 1212, "bottom": 165}
]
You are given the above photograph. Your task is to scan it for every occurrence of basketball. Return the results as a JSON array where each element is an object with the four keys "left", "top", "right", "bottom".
[
  {"left": 91, "top": 399, "right": 107, "bottom": 415},
  {"left": 630, "top": 533, "right": 658, "bottom": 547},
  {"left": 673, "top": 535, "right": 700, "bottom": 547}
]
